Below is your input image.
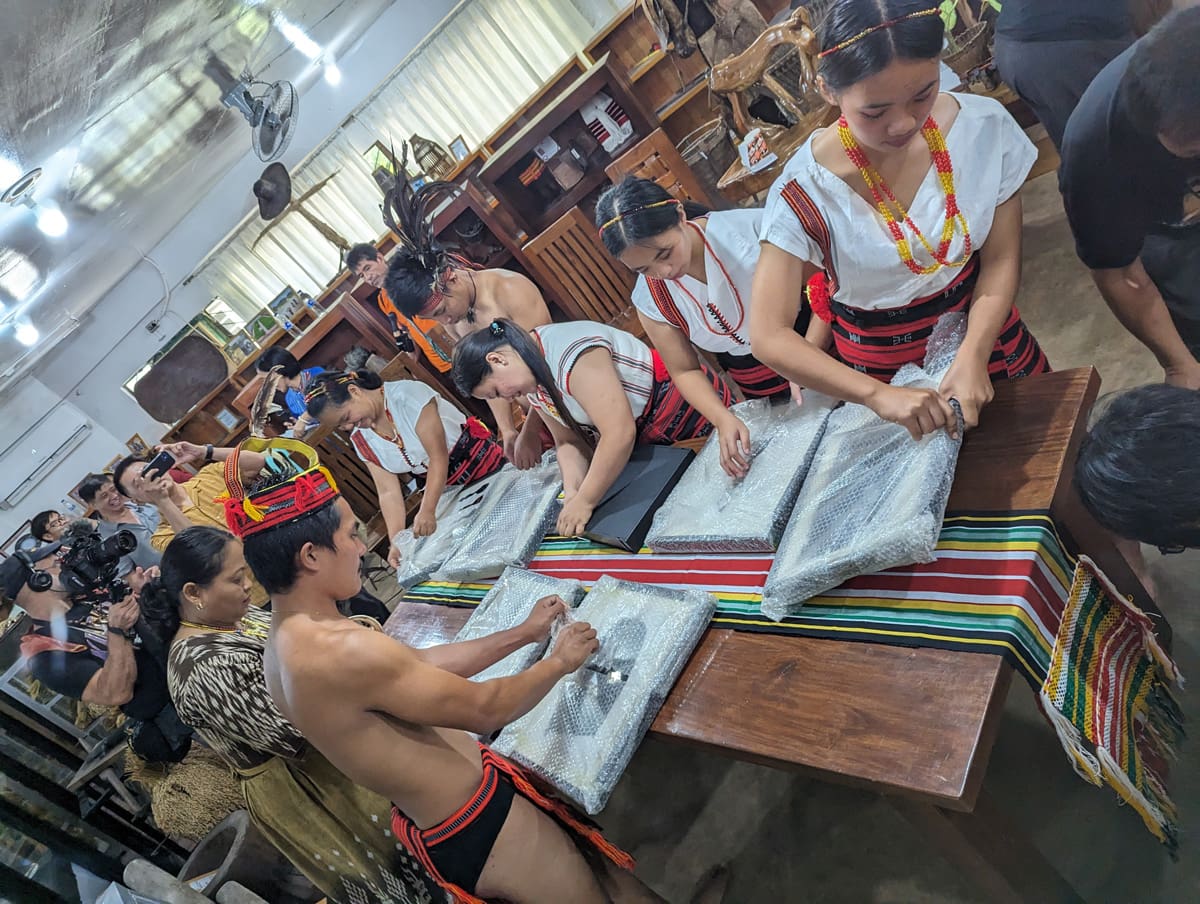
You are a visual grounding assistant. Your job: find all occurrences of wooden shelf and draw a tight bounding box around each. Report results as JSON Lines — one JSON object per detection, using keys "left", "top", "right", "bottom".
{"left": 478, "top": 52, "right": 657, "bottom": 236}
{"left": 658, "top": 75, "right": 709, "bottom": 121}
{"left": 628, "top": 49, "right": 666, "bottom": 82}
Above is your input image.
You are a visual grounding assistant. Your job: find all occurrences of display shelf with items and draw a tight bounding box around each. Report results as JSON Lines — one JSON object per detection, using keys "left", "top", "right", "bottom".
{"left": 585, "top": 3, "right": 712, "bottom": 144}
{"left": 477, "top": 53, "right": 658, "bottom": 236}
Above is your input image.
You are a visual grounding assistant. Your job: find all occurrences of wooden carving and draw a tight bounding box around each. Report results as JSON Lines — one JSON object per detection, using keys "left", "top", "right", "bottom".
{"left": 709, "top": 6, "right": 831, "bottom": 141}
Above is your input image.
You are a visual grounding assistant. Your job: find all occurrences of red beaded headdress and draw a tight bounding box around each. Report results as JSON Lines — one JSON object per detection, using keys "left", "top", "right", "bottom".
{"left": 218, "top": 438, "right": 340, "bottom": 539}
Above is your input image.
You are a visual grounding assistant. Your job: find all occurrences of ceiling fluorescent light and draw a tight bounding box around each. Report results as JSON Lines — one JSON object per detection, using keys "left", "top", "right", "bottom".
{"left": 36, "top": 204, "right": 68, "bottom": 238}
{"left": 14, "top": 321, "right": 39, "bottom": 346}
{"left": 273, "top": 13, "right": 322, "bottom": 60}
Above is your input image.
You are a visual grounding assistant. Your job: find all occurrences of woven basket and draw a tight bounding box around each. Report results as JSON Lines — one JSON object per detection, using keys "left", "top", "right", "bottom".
{"left": 944, "top": 22, "right": 991, "bottom": 77}
{"left": 678, "top": 119, "right": 738, "bottom": 207}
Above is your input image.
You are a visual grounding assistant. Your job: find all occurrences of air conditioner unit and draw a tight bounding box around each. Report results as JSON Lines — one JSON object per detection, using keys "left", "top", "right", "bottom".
{"left": 0, "top": 404, "right": 92, "bottom": 509}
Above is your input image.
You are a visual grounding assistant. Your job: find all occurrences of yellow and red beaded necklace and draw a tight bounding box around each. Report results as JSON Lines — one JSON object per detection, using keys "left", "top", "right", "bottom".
{"left": 837, "top": 115, "right": 972, "bottom": 276}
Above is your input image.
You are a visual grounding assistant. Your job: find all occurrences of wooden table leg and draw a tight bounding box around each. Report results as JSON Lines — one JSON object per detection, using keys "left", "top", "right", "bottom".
{"left": 892, "top": 791, "right": 1084, "bottom": 904}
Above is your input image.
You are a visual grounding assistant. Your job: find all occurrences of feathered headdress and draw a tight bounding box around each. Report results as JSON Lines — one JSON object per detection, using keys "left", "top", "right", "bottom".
{"left": 381, "top": 141, "right": 463, "bottom": 297}
{"left": 250, "top": 365, "right": 287, "bottom": 438}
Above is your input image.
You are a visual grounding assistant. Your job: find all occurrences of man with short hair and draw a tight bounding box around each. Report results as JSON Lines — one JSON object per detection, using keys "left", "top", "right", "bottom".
{"left": 348, "top": 243, "right": 455, "bottom": 375}
{"left": 1076, "top": 383, "right": 1200, "bottom": 551}
{"left": 1059, "top": 7, "right": 1200, "bottom": 387}
{"left": 29, "top": 510, "right": 68, "bottom": 544}
{"left": 231, "top": 441, "right": 662, "bottom": 903}
{"left": 78, "top": 473, "right": 161, "bottom": 570}
{"left": 112, "top": 446, "right": 272, "bottom": 607}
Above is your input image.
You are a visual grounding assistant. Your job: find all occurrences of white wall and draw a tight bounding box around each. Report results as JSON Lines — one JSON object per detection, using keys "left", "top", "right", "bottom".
{"left": 0, "top": 0, "right": 460, "bottom": 539}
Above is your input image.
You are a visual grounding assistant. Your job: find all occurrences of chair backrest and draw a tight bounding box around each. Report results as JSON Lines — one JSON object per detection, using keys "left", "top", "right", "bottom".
{"left": 709, "top": 6, "right": 828, "bottom": 137}
{"left": 523, "top": 207, "right": 637, "bottom": 328}
{"left": 605, "top": 128, "right": 720, "bottom": 211}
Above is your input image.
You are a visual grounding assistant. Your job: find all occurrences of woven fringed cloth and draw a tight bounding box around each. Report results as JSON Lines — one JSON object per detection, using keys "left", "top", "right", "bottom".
{"left": 1040, "top": 556, "right": 1184, "bottom": 854}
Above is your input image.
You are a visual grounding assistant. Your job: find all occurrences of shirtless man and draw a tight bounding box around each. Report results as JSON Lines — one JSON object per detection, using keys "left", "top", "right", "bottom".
{"left": 228, "top": 449, "right": 663, "bottom": 903}
{"left": 385, "top": 195, "right": 554, "bottom": 470}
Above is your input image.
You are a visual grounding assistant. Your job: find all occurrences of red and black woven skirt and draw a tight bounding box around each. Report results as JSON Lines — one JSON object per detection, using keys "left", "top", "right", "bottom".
{"left": 825, "top": 257, "right": 1050, "bottom": 382}
{"left": 446, "top": 418, "right": 505, "bottom": 485}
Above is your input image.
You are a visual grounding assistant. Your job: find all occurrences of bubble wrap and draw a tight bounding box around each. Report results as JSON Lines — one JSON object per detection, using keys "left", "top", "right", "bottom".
{"left": 392, "top": 481, "right": 488, "bottom": 590}
{"left": 454, "top": 568, "right": 586, "bottom": 684}
{"left": 492, "top": 575, "right": 716, "bottom": 814}
{"left": 761, "top": 315, "right": 966, "bottom": 621}
{"left": 434, "top": 454, "right": 563, "bottom": 583}
{"left": 645, "top": 395, "right": 835, "bottom": 553}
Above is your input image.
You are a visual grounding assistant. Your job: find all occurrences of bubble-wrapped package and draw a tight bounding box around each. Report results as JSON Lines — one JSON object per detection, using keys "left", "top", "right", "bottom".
{"left": 645, "top": 395, "right": 835, "bottom": 553}
{"left": 492, "top": 575, "right": 716, "bottom": 814}
{"left": 455, "top": 568, "right": 586, "bottom": 684}
{"left": 392, "top": 481, "right": 489, "bottom": 590}
{"left": 435, "top": 454, "right": 563, "bottom": 583}
{"left": 760, "top": 316, "right": 966, "bottom": 621}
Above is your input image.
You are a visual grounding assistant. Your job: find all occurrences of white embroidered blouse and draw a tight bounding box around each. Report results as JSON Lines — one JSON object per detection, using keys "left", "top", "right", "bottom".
{"left": 528, "top": 322, "right": 657, "bottom": 428}
{"left": 631, "top": 208, "right": 764, "bottom": 355}
{"left": 760, "top": 92, "right": 1036, "bottom": 312}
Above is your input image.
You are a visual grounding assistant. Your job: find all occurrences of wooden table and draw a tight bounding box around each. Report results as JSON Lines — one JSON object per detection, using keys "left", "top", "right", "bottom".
{"left": 386, "top": 369, "right": 1161, "bottom": 903}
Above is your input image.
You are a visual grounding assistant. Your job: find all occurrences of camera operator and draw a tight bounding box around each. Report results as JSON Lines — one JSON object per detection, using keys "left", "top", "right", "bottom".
{"left": 77, "top": 473, "right": 161, "bottom": 571}
{"left": 0, "top": 524, "right": 192, "bottom": 763}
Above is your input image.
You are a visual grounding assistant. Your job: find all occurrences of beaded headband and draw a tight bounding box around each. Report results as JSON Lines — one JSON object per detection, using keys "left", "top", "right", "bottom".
{"left": 303, "top": 373, "right": 355, "bottom": 404}
{"left": 597, "top": 199, "right": 680, "bottom": 237}
{"left": 219, "top": 438, "right": 340, "bottom": 539}
{"left": 817, "top": 8, "right": 939, "bottom": 59}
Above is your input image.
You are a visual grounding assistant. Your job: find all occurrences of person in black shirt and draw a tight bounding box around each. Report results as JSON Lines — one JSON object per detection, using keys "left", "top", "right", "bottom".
{"left": 993, "top": 0, "right": 1134, "bottom": 150}
{"left": 0, "top": 544, "right": 190, "bottom": 762}
{"left": 1059, "top": 7, "right": 1200, "bottom": 389}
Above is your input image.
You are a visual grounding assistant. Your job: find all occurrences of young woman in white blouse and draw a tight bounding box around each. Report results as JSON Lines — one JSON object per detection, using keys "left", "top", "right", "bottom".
{"left": 304, "top": 371, "right": 504, "bottom": 566}
{"left": 751, "top": 0, "right": 1049, "bottom": 441}
{"left": 452, "top": 318, "right": 728, "bottom": 536}
{"left": 595, "top": 177, "right": 810, "bottom": 477}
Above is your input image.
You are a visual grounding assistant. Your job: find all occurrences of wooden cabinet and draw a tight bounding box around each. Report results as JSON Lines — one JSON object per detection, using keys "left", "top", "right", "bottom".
{"left": 477, "top": 53, "right": 658, "bottom": 237}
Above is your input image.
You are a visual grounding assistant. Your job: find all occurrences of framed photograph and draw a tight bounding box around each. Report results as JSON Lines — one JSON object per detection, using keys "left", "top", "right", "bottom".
{"left": 247, "top": 309, "right": 277, "bottom": 342}
{"left": 214, "top": 407, "right": 241, "bottom": 432}
{"left": 410, "top": 175, "right": 428, "bottom": 192}
{"left": 268, "top": 289, "right": 303, "bottom": 323}
{"left": 126, "top": 434, "right": 150, "bottom": 457}
{"left": 104, "top": 454, "right": 123, "bottom": 473}
{"left": 68, "top": 476, "right": 90, "bottom": 509}
{"left": 223, "top": 331, "right": 257, "bottom": 366}
{"left": 449, "top": 135, "right": 470, "bottom": 162}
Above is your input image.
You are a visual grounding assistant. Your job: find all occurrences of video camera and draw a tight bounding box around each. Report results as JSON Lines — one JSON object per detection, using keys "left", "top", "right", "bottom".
{"left": 22, "top": 521, "right": 138, "bottom": 603}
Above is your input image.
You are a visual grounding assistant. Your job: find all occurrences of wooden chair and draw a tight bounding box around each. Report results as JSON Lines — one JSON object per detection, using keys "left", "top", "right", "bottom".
{"left": 522, "top": 207, "right": 643, "bottom": 337}
{"left": 709, "top": 6, "right": 834, "bottom": 160}
{"left": 605, "top": 128, "right": 723, "bottom": 210}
